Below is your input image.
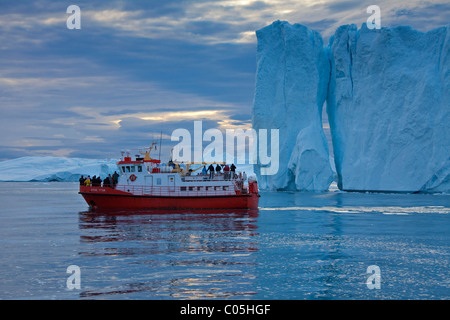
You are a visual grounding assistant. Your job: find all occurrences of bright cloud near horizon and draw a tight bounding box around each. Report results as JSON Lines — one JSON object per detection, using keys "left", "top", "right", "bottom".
{"left": 0, "top": 0, "right": 448, "bottom": 161}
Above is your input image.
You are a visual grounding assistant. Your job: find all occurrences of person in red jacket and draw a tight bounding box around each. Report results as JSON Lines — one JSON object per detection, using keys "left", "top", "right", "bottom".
{"left": 223, "top": 164, "right": 230, "bottom": 180}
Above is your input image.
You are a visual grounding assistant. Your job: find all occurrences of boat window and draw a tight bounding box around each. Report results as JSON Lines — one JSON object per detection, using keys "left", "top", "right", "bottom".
{"left": 205, "top": 186, "right": 210, "bottom": 191}
{"left": 156, "top": 178, "right": 161, "bottom": 185}
{"left": 126, "top": 166, "right": 130, "bottom": 172}
{"left": 121, "top": 166, "right": 126, "bottom": 173}
{"left": 189, "top": 186, "right": 194, "bottom": 191}
{"left": 223, "top": 186, "right": 228, "bottom": 191}
{"left": 180, "top": 187, "right": 186, "bottom": 191}
{"left": 197, "top": 187, "right": 202, "bottom": 191}
{"left": 138, "top": 166, "right": 142, "bottom": 172}
{"left": 131, "top": 166, "right": 135, "bottom": 172}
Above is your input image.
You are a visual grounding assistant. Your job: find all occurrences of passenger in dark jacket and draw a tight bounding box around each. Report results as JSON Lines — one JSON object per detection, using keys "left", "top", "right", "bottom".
{"left": 112, "top": 171, "right": 119, "bottom": 186}
{"left": 107, "top": 174, "right": 113, "bottom": 187}
{"left": 103, "top": 177, "right": 110, "bottom": 188}
{"left": 230, "top": 163, "right": 236, "bottom": 179}
{"left": 208, "top": 164, "right": 215, "bottom": 179}
{"left": 79, "top": 176, "right": 85, "bottom": 186}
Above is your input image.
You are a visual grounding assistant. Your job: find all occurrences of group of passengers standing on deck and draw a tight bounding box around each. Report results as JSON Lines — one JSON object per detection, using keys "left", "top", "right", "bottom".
{"left": 79, "top": 171, "right": 119, "bottom": 188}
{"left": 204, "top": 163, "right": 246, "bottom": 181}
{"left": 80, "top": 164, "right": 247, "bottom": 186}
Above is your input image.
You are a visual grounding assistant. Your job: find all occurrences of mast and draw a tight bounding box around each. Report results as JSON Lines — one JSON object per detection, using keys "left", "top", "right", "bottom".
{"left": 158, "top": 130, "right": 162, "bottom": 160}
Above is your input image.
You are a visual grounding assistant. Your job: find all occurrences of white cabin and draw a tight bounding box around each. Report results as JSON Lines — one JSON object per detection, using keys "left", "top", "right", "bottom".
{"left": 113, "top": 155, "right": 248, "bottom": 197}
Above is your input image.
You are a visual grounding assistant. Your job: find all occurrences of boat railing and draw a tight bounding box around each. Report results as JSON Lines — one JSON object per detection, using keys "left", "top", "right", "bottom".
{"left": 180, "top": 173, "right": 239, "bottom": 182}
{"left": 110, "top": 184, "right": 245, "bottom": 197}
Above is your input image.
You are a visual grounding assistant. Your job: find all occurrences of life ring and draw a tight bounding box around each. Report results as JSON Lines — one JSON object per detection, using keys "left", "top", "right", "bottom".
{"left": 129, "top": 174, "right": 137, "bottom": 182}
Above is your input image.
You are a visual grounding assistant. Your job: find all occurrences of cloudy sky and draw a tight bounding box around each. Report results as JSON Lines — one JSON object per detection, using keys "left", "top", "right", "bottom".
{"left": 0, "top": 0, "right": 448, "bottom": 161}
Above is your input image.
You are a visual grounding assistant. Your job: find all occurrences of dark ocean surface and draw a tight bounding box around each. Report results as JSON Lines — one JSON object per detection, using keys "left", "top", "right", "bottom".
{"left": 0, "top": 182, "right": 448, "bottom": 299}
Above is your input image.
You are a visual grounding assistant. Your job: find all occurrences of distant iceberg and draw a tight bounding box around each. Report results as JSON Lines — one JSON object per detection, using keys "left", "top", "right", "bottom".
{"left": 0, "top": 156, "right": 255, "bottom": 183}
{"left": 0, "top": 156, "right": 119, "bottom": 182}
{"left": 253, "top": 21, "right": 449, "bottom": 193}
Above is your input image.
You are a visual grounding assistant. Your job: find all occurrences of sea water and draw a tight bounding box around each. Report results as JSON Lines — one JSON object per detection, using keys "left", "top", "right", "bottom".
{"left": 0, "top": 182, "right": 448, "bottom": 300}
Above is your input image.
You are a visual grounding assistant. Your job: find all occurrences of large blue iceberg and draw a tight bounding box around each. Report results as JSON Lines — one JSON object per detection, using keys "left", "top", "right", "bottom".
{"left": 328, "top": 23, "right": 449, "bottom": 192}
{"left": 253, "top": 21, "right": 450, "bottom": 193}
{"left": 252, "top": 21, "right": 334, "bottom": 191}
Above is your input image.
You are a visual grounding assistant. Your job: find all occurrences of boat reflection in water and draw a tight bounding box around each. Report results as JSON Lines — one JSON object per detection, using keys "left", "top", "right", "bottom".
{"left": 77, "top": 209, "right": 259, "bottom": 299}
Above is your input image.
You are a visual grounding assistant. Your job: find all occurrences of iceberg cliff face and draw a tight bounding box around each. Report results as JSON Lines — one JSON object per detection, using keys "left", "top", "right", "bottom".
{"left": 253, "top": 21, "right": 449, "bottom": 193}
{"left": 252, "top": 21, "right": 333, "bottom": 191}
{"left": 328, "top": 24, "right": 450, "bottom": 192}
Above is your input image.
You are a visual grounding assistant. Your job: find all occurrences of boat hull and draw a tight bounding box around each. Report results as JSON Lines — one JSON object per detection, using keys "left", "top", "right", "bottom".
{"left": 79, "top": 186, "right": 259, "bottom": 211}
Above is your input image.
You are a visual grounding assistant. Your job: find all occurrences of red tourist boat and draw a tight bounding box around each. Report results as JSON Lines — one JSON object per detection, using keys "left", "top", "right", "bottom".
{"left": 79, "top": 146, "right": 260, "bottom": 211}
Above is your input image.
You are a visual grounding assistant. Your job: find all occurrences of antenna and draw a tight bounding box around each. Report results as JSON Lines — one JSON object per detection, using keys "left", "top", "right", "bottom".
{"left": 158, "top": 130, "right": 162, "bottom": 160}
